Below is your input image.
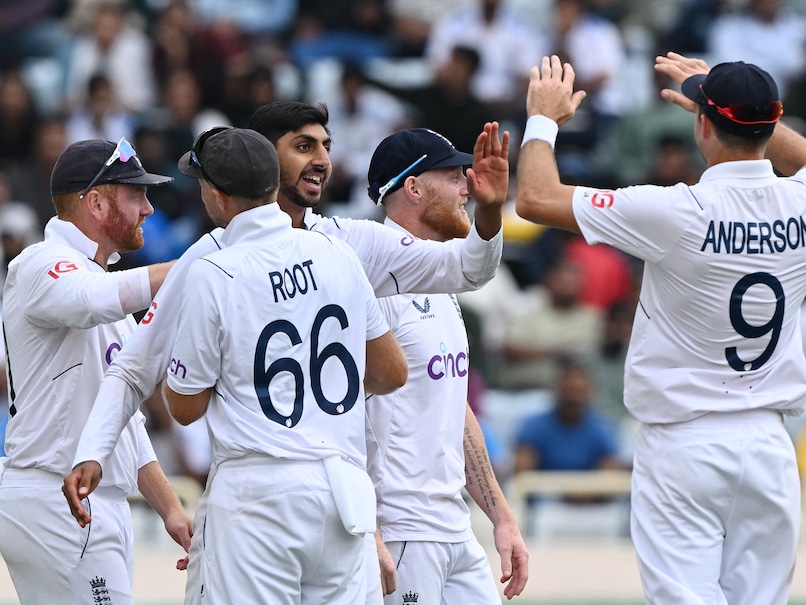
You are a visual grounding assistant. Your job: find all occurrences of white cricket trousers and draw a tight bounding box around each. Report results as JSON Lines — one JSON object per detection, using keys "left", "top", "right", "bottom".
{"left": 0, "top": 467, "right": 134, "bottom": 604}
{"left": 631, "top": 408, "right": 800, "bottom": 605}
{"left": 198, "top": 456, "right": 367, "bottom": 604}
{"left": 183, "top": 471, "right": 383, "bottom": 605}
{"left": 382, "top": 538, "right": 501, "bottom": 605}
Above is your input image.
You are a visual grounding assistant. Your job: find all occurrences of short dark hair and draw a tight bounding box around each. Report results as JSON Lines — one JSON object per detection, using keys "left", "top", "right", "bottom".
{"left": 248, "top": 101, "right": 331, "bottom": 145}
{"left": 452, "top": 45, "right": 481, "bottom": 73}
{"left": 696, "top": 106, "right": 771, "bottom": 151}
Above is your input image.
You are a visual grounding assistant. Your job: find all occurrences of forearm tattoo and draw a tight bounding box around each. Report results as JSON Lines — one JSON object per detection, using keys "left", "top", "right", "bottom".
{"left": 464, "top": 425, "right": 499, "bottom": 515}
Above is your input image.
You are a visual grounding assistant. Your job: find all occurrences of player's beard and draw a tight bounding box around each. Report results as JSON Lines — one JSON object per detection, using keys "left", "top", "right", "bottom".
{"left": 281, "top": 176, "right": 324, "bottom": 209}
{"left": 105, "top": 199, "right": 145, "bottom": 252}
{"left": 421, "top": 201, "right": 471, "bottom": 241}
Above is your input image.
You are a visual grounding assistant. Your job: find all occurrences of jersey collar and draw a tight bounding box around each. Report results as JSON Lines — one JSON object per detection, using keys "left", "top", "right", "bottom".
{"left": 382, "top": 216, "right": 416, "bottom": 238}
{"left": 219, "top": 203, "right": 292, "bottom": 247}
{"left": 302, "top": 206, "right": 320, "bottom": 230}
{"left": 699, "top": 159, "right": 776, "bottom": 183}
{"left": 43, "top": 217, "right": 121, "bottom": 266}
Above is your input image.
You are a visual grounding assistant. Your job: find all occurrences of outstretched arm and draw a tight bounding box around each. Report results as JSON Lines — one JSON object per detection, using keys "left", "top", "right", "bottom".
{"left": 515, "top": 56, "right": 586, "bottom": 232}
{"left": 654, "top": 51, "right": 806, "bottom": 176}
{"left": 467, "top": 121, "right": 510, "bottom": 241}
{"left": 463, "top": 404, "right": 529, "bottom": 600}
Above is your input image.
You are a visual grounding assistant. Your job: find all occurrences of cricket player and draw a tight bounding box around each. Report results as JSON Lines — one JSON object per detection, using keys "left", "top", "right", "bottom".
{"left": 0, "top": 138, "right": 192, "bottom": 604}
{"left": 516, "top": 53, "right": 806, "bottom": 604}
{"left": 364, "top": 128, "right": 529, "bottom": 603}
{"left": 161, "top": 126, "right": 406, "bottom": 602}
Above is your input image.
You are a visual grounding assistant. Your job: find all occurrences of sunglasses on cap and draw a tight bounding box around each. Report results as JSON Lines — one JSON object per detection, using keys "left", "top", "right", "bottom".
{"left": 369, "top": 154, "right": 428, "bottom": 205}
{"left": 79, "top": 137, "right": 137, "bottom": 199}
{"left": 700, "top": 85, "right": 783, "bottom": 125}
{"left": 190, "top": 126, "right": 231, "bottom": 194}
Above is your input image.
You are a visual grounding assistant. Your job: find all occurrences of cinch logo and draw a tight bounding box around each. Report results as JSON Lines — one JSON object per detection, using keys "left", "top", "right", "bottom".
{"left": 400, "top": 235, "right": 414, "bottom": 247}
{"left": 105, "top": 333, "right": 127, "bottom": 365}
{"left": 590, "top": 190, "right": 615, "bottom": 208}
{"left": 427, "top": 342, "right": 468, "bottom": 380}
{"left": 169, "top": 357, "right": 187, "bottom": 379}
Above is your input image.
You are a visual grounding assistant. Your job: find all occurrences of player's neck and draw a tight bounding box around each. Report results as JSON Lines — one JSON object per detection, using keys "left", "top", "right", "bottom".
{"left": 278, "top": 197, "right": 308, "bottom": 229}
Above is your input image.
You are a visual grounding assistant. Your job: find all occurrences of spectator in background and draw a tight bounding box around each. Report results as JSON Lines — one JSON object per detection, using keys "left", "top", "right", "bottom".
{"left": 513, "top": 358, "right": 622, "bottom": 474}
{"left": 0, "top": 171, "right": 43, "bottom": 294}
{"left": 364, "top": 45, "right": 496, "bottom": 154}
{"left": 324, "top": 62, "right": 408, "bottom": 216}
{"left": 64, "top": 1, "right": 157, "bottom": 114}
{"left": 512, "top": 358, "right": 626, "bottom": 538}
{"left": 592, "top": 299, "right": 638, "bottom": 467}
{"left": 425, "top": 0, "right": 547, "bottom": 122}
{"left": 288, "top": 0, "right": 391, "bottom": 71}
{"left": 5, "top": 115, "right": 67, "bottom": 230}
{"left": 644, "top": 133, "right": 703, "bottom": 186}
{"left": 0, "top": 68, "right": 39, "bottom": 164}
{"left": 65, "top": 73, "right": 136, "bottom": 144}
{"left": 550, "top": 0, "right": 626, "bottom": 163}
{"left": 140, "top": 67, "right": 231, "bottom": 167}
{"left": 0, "top": 0, "right": 69, "bottom": 69}
{"left": 386, "top": 0, "right": 467, "bottom": 57}
{"left": 564, "top": 233, "right": 635, "bottom": 311}
{"left": 189, "top": 0, "right": 297, "bottom": 41}
{"left": 151, "top": 0, "right": 205, "bottom": 80}
{"left": 663, "top": 0, "right": 727, "bottom": 57}
{"left": 708, "top": 0, "right": 806, "bottom": 99}
{"left": 602, "top": 66, "right": 703, "bottom": 187}
{"left": 497, "top": 257, "right": 604, "bottom": 390}
{"left": 220, "top": 65, "right": 278, "bottom": 128}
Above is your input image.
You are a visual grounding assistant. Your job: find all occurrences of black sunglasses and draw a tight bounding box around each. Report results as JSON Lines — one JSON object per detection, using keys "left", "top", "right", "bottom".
{"left": 190, "top": 126, "right": 231, "bottom": 194}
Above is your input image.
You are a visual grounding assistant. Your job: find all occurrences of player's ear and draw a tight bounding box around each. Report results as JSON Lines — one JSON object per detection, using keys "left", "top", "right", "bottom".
{"left": 211, "top": 187, "right": 229, "bottom": 212}
{"left": 83, "top": 186, "right": 111, "bottom": 221}
{"left": 402, "top": 175, "right": 425, "bottom": 206}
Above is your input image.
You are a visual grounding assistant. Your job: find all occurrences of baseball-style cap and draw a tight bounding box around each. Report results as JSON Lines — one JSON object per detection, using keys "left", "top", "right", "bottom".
{"left": 178, "top": 127, "right": 279, "bottom": 198}
{"left": 367, "top": 128, "right": 474, "bottom": 204}
{"left": 681, "top": 61, "right": 783, "bottom": 139}
{"left": 51, "top": 138, "right": 173, "bottom": 197}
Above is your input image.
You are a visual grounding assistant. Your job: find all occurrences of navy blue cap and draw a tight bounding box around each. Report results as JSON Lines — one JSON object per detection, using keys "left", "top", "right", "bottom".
{"left": 367, "top": 128, "right": 473, "bottom": 204}
{"left": 681, "top": 61, "right": 781, "bottom": 138}
{"left": 51, "top": 139, "right": 172, "bottom": 196}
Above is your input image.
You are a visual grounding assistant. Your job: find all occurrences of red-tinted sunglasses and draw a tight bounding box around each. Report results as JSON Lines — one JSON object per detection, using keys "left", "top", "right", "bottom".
{"left": 700, "top": 85, "right": 783, "bottom": 125}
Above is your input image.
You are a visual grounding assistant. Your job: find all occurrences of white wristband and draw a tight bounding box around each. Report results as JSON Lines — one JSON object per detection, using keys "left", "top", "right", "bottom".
{"left": 521, "top": 115, "right": 559, "bottom": 150}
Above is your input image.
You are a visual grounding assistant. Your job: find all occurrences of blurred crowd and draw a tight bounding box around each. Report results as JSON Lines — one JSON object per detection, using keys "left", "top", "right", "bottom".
{"left": 3, "top": 0, "right": 806, "bottom": 536}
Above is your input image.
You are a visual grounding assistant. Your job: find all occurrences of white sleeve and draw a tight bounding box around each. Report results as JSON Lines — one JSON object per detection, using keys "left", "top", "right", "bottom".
{"left": 317, "top": 217, "right": 503, "bottom": 297}
{"left": 19, "top": 248, "right": 150, "bottom": 329}
{"left": 166, "top": 260, "right": 223, "bottom": 396}
{"left": 572, "top": 183, "right": 698, "bottom": 263}
{"left": 71, "top": 231, "right": 225, "bottom": 469}
{"left": 134, "top": 410, "right": 157, "bottom": 469}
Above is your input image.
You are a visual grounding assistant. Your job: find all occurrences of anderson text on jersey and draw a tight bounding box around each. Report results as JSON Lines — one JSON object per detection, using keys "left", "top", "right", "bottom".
{"left": 701, "top": 217, "right": 806, "bottom": 254}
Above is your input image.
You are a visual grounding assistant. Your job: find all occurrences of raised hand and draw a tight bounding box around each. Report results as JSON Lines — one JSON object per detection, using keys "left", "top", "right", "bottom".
{"left": 467, "top": 121, "right": 510, "bottom": 208}
{"left": 654, "top": 51, "right": 711, "bottom": 113}
{"left": 526, "top": 55, "right": 587, "bottom": 126}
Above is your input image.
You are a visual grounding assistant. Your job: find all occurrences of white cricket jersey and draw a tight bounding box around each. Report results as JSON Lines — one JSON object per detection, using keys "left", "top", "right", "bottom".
{"left": 303, "top": 208, "right": 502, "bottom": 296}
{"left": 366, "top": 219, "right": 473, "bottom": 543}
{"left": 166, "top": 204, "right": 388, "bottom": 468}
{"left": 572, "top": 160, "right": 806, "bottom": 424}
{"left": 73, "top": 211, "right": 501, "bottom": 470}
{"left": 2, "top": 218, "right": 156, "bottom": 494}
